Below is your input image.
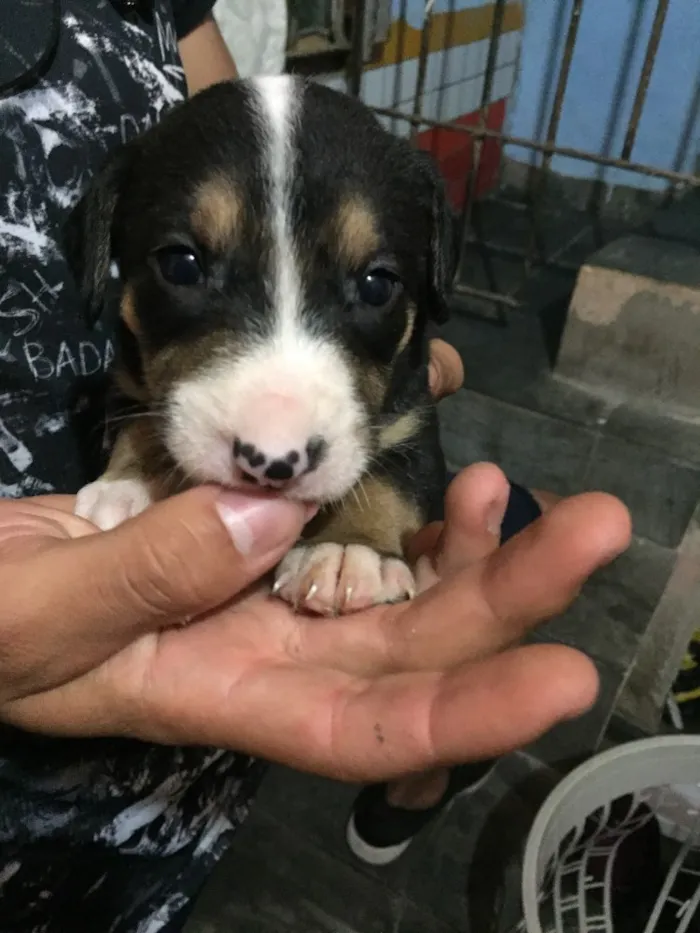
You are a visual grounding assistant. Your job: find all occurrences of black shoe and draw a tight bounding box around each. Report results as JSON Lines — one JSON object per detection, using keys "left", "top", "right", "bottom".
{"left": 346, "top": 760, "right": 497, "bottom": 865}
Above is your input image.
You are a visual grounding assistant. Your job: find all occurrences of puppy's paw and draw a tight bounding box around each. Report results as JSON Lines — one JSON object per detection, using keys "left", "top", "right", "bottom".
{"left": 273, "top": 542, "right": 415, "bottom": 615}
{"left": 75, "top": 478, "right": 153, "bottom": 531}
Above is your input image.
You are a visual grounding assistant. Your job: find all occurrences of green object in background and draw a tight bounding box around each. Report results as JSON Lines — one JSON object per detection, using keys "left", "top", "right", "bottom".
{"left": 665, "top": 628, "right": 700, "bottom": 732}
{"left": 672, "top": 628, "right": 700, "bottom": 705}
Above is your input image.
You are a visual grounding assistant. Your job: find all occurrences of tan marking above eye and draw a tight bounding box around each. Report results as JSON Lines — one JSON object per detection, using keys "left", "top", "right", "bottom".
{"left": 119, "top": 284, "right": 140, "bottom": 335}
{"left": 333, "top": 195, "right": 381, "bottom": 267}
{"left": 190, "top": 175, "right": 244, "bottom": 252}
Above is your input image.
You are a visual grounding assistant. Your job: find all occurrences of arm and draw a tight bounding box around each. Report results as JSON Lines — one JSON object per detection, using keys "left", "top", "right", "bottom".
{"left": 178, "top": 14, "right": 238, "bottom": 96}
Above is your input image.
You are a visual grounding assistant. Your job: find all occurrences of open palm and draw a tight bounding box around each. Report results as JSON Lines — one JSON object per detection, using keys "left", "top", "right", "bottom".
{"left": 1, "top": 467, "right": 631, "bottom": 782}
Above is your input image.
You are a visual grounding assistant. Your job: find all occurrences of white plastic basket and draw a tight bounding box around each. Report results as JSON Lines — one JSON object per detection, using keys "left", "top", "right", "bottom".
{"left": 518, "top": 736, "right": 700, "bottom": 933}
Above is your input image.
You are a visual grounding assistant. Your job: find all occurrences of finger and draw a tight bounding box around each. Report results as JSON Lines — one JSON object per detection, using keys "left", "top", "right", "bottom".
{"left": 5, "top": 639, "right": 597, "bottom": 782}
{"left": 12, "top": 494, "right": 79, "bottom": 514}
{"left": 404, "top": 464, "right": 509, "bottom": 574}
{"left": 326, "top": 643, "right": 599, "bottom": 778}
{"left": 405, "top": 521, "right": 442, "bottom": 568}
{"left": 209, "top": 646, "right": 597, "bottom": 779}
{"left": 0, "top": 499, "right": 97, "bottom": 550}
{"left": 395, "top": 463, "right": 509, "bottom": 597}
{"left": 428, "top": 338, "right": 464, "bottom": 400}
{"left": 385, "top": 492, "right": 631, "bottom": 671}
{"left": 340, "top": 643, "right": 598, "bottom": 778}
{"left": 0, "top": 487, "right": 309, "bottom": 702}
{"left": 428, "top": 645, "right": 599, "bottom": 766}
{"left": 436, "top": 463, "right": 510, "bottom": 575}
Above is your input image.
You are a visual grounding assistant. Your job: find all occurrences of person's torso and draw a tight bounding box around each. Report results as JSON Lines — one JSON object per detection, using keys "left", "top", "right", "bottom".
{"left": 0, "top": 0, "right": 188, "bottom": 496}
{"left": 0, "top": 7, "right": 262, "bottom": 930}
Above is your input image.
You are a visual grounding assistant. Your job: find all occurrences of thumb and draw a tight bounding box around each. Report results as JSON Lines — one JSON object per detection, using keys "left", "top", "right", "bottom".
{"left": 54, "top": 486, "right": 307, "bottom": 628}
{"left": 2, "top": 487, "right": 306, "bottom": 699}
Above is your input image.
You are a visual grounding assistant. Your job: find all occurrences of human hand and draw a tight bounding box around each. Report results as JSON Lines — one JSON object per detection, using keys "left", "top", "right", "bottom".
{"left": 428, "top": 337, "right": 464, "bottom": 400}
{"left": 0, "top": 465, "right": 631, "bottom": 781}
{"left": 0, "top": 486, "right": 311, "bottom": 703}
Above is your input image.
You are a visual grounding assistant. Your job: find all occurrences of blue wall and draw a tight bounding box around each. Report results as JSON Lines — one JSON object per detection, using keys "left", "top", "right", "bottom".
{"left": 505, "top": 0, "right": 700, "bottom": 189}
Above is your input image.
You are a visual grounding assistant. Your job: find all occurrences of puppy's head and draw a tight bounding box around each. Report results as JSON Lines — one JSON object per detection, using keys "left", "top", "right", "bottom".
{"left": 65, "top": 76, "right": 455, "bottom": 503}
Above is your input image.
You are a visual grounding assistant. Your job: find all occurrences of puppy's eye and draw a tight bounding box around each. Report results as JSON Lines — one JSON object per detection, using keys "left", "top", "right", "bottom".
{"left": 356, "top": 268, "right": 401, "bottom": 308}
{"left": 155, "top": 246, "right": 203, "bottom": 287}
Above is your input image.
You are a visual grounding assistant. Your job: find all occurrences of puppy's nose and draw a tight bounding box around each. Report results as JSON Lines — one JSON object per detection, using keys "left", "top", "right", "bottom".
{"left": 233, "top": 437, "right": 326, "bottom": 486}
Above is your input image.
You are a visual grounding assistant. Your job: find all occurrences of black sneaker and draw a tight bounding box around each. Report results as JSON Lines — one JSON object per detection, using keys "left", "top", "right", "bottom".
{"left": 346, "top": 760, "right": 497, "bottom": 865}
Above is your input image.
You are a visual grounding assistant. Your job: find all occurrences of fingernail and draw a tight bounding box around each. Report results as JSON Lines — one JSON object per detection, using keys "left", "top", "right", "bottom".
{"left": 216, "top": 492, "right": 305, "bottom": 557}
{"left": 486, "top": 493, "right": 508, "bottom": 537}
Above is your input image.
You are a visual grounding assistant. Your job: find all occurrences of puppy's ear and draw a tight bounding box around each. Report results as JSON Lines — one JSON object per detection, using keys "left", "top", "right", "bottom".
{"left": 414, "top": 150, "right": 458, "bottom": 324}
{"left": 63, "top": 146, "right": 132, "bottom": 328}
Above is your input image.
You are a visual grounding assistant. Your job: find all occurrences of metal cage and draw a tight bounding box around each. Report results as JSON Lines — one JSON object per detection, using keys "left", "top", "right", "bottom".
{"left": 343, "top": 0, "right": 700, "bottom": 325}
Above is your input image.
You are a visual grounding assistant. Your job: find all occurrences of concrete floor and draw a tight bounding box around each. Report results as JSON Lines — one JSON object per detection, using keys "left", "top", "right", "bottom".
{"left": 184, "top": 196, "right": 700, "bottom": 932}
{"left": 187, "top": 752, "right": 553, "bottom": 933}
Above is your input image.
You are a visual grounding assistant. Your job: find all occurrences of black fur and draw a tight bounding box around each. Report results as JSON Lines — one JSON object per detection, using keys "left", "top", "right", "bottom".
{"left": 64, "top": 77, "right": 454, "bottom": 524}
{"left": 63, "top": 145, "right": 133, "bottom": 327}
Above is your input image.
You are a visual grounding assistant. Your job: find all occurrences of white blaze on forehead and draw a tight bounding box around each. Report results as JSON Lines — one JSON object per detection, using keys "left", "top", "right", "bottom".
{"left": 250, "top": 74, "right": 302, "bottom": 340}
{"left": 163, "top": 77, "right": 370, "bottom": 503}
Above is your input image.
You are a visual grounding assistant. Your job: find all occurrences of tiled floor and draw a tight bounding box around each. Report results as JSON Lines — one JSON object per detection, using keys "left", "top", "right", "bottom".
{"left": 185, "top": 195, "right": 700, "bottom": 931}
{"left": 187, "top": 752, "right": 553, "bottom": 933}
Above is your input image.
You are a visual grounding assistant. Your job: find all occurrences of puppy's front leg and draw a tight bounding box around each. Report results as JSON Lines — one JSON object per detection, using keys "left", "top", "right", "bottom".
{"left": 75, "top": 423, "right": 167, "bottom": 531}
{"left": 274, "top": 475, "right": 423, "bottom": 615}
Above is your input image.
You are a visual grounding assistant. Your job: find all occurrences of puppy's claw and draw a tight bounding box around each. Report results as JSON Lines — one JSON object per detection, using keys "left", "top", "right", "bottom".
{"left": 343, "top": 585, "right": 353, "bottom": 610}
{"left": 274, "top": 544, "right": 416, "bottom": 615}
{"left": 271, "top": 575, "right": 288, "bottom": 596}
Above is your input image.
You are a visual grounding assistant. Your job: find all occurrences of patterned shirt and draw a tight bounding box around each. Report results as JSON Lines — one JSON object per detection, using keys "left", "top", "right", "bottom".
{"left": 0, "top": 4, "right": 265, "bottom": 931}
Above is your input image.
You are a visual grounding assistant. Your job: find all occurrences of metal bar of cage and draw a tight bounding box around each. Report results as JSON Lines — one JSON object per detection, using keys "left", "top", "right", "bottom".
{"left": 345, "top": 0, "right": 700, "bottom": 321}
{"left": 620, "top": 0, "right": 670, "bottom": 161}
{"left": 389, "top": 0, "right": 409, "bottom": 135}
{"left": 348, "top": 0, "right": 367, "bottom": 98}
{"left": 522, "top": 0, "right": 584, "bottom": 278}
{"left": 369, "top": 105, "right": 700, "bottom": 186}
{"left": 408, "top": 0, "right": 435, "bottom": 143}
{"left": 454, "top": 0, "right": 509, "bottom": 322}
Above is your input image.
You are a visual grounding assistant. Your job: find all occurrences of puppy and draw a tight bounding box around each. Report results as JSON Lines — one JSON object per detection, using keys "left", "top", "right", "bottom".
{"left": 66, "top": 75, "right": 454, "bottom": 615}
